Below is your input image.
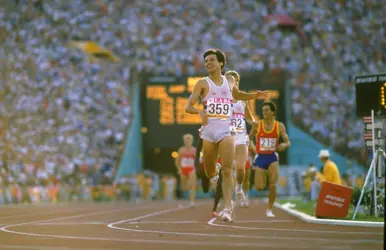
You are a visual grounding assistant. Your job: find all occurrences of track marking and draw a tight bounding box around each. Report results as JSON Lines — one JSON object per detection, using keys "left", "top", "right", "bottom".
{"left": 34, "top": 222, "right": 106, "bottom": 226}
{"left": 0, "top": 203, "right": 325, "bottom": 249}
{"left": 207, "top": 217, "right": 383, "bottom": 236}
{"left": 236, "top": 220, "right": 296, "bottom": 223}
{"left": 0, "top": 202, "right": 378, "bottom": 249}
{"left": 33, "top": 220, "right": 292, "bottom": 225}
{"left": 108, "top": 207, "right": 382, "bottom": 245}
{"left": 0, "top": 204, "right": 154, "bottom": 231}
{"left": 0, "top": 211, "right": 67, "bottom": 220}
{"left": 0, "top": 203, "right": 127, "bottom": 220}
{"left": 107, "top": 206, "right": 191, "bottom": 227}
{"left": 0, "top": 245, "right": 128, "bottom": 250}
{"left": 128, "top": 221, "right": 199, "bottom": 224}
{"left": 0, "top": 242, "right": 352, "bottom": 250}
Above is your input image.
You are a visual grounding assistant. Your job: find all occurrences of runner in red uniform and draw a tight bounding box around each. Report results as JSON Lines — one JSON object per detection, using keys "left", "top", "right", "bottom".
{"left": 175, "top": 134, "right": 196, "bottom": 207}
{"left": 249, "top": 101, "right": 290, "bottom": 217}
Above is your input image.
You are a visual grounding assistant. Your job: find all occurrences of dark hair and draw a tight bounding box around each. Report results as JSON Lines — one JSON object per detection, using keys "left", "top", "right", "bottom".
{"left": 203, "top": 49, "right": 226, "bottom": 69}
{"left": 262, "top": 100, "right": 277, "bottom": 115}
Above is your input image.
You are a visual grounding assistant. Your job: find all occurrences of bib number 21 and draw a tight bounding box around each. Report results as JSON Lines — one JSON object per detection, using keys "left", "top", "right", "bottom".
{"left": 260, "top": 138, "right": 276, "bottom": 148}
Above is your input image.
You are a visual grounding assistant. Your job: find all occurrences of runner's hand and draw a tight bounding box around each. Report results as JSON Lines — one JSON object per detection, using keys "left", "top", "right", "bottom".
{"left": 199, "top": 110, "right": 208, "bottom": 125}
{"left": 277, "top": 143, "right": 287, "bottom": 152}
{"left": 255, "top": 90, "right": 270, "bottom": 100}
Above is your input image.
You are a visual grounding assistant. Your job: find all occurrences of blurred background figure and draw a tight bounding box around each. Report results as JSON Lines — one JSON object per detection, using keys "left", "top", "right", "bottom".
{"left": 309, "top": 150, "right": 342, "bottom": 201}
{"left": 301, "top": 163, "right": 314, "bottom": 201}
{"left": 318, "top": 149, "right": 342, "bottom": 185}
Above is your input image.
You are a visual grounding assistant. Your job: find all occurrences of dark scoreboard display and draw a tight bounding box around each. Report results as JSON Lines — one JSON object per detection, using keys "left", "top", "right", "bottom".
{"left": 140, "top": 71, "right": 287, "bottom": 173}
{"left": 355, "top": 73, "right": 386, "bottom": 117}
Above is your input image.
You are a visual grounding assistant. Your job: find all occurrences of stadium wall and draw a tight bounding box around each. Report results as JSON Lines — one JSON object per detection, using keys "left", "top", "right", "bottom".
{"left": 287, "top": 122, "right": 365, "bottom": 174}
{"left": 114, "top": 82, "right": 143, "bottom": 182}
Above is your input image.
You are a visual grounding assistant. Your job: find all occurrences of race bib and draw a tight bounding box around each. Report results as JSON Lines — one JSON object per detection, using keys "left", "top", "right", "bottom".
{"left": 259, "top": 138, "right": 277, "bottom": 151}
{"left": 206, "top": 98, "right": 232, "bottom": 118}
{"left": 231, "top": 117, "right": 245, "bottom": 132}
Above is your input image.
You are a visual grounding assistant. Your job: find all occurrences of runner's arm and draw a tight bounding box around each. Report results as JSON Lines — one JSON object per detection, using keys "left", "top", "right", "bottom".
{"left": 277, "top": 122, "right": 291, "bottom": 152}
{"left": 185, "top": 79, "right": 205, "bottom": 114}
{"left": 244, "top": 101, "right": 256, "bottom": 125}
{"left": 224, "top": 75, "right": 255, "bottom": 101}
{"left": 232, "top": 84, "right": 258, "bottom": 101}
{"left": 249, "top": 121, "right": 258, "bottom": 141}
{"left": 248, "top": 140, "right": 256, "bottom": 156}
{"left": 229, "top": 76, "right": 269, "bottom": 101}
{"left": 175, "top": 148, "right": 181, "bottom": 171}
{"left": 194, "top": 138, "right": 203, "bottom": 168}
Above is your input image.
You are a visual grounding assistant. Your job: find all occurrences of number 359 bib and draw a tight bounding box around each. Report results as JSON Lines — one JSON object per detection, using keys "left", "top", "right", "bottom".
{"left": 206, "top": 98, "right": 232, "bottom": 119}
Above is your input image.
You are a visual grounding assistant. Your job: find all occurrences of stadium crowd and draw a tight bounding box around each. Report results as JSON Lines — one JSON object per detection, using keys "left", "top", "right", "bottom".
{"left": 1, "top": 0, "right": 131, "bottom": 194}
{"left": 0, "top": 0, "right": 384, "bottom": 199}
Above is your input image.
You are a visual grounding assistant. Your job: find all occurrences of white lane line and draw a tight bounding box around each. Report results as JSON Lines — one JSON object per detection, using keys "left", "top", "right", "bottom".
{"left": 0, "top": 203, "right": 312, "bottom": 249}
{"left": 0, "top": 244, "right": 128, "bottom": 250}
{"left": 125, "top": 220, "right": 296, "bottom": 224}
{"left": 34, "top": 222, "right": 106, "bottom": 226}
{"left": 208, "top": 217, "right": 383, "bottom": 236}
{"left": 0, "top": 211, "right": 67, "bottom": 220}
{"left": 107, "top": 206, "right": 190, "bottom": 227}
{"left": 108, "top": 207, "right": 383, "bottom": 245}
{"left": 207, "top": 217, "right": 217, "bottom": 224}
{"left": 34, "top": 220, "right": 290, "bottom": 225}
{"left": 128, "top": 221, "right": 199, "bottom": 224}
{"left": 0, "top": 202, "right": 378, "bottom": 249}
{"left": 0, "top": 203, "right": 127, "bottom": 220}
{"left": 0, "top": 204, "right": 154, "bottom": 231}
{"left": 235, "top": 220, "right": 296, "bottom": 223}
{"left": 0, "top": 242, "right": 352, "bottom": 250}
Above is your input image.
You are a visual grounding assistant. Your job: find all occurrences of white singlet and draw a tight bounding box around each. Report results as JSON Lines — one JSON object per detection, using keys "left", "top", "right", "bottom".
{"left": 232, "top": 100, "right": 249, "bottom": 146}
{"left": 199, "top": 76, "right": 234, "bottom": 143}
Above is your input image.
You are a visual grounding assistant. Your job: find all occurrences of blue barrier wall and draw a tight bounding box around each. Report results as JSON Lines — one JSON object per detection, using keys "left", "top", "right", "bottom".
{"left": 114, "top": 83, "right": 143, "bottom": 181}
{"left": 287, "top": 122, "right": 364, "bottom": 174}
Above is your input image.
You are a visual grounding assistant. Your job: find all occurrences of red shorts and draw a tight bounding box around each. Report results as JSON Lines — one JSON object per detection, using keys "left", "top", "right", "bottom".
{"left": 181, "top": 167, "right": 195, "bottom": 177}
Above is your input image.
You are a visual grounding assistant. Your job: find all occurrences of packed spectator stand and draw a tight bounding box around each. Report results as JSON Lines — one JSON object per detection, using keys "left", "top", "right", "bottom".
{"left": 0, "top": 0, "right": 384, "bottom": 203}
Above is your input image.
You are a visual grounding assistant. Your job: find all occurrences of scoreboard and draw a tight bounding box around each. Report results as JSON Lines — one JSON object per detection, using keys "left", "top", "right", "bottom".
{"left": 355, "top": 73, "right": 386, "bottom": 117}
{"left": 140, "top": 71, "right": 287, "bottom": 173}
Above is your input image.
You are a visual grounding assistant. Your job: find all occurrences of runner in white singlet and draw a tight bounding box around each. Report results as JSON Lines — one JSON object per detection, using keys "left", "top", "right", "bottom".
{"left": 185, "top": 49, "right": 269, "bottom": 222}
{"left": 225, "top": 70, "right": 256, "bottom": 208}
{"left": 199, "top": 75, "right": 234, "bottom": 144}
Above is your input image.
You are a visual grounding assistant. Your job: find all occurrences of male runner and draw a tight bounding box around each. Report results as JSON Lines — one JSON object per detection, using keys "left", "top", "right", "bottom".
{"left": 211, "top": 145, "right": 254, "bottom": 217}
{"left": 175, "top": 134, "right": 196, "bottom": 207}
{"left": 241, "top": 145, "right": 254, "bottom": 206}
{"left": 195, "top": 137, "right": 220, "bottom": 194}
{"left": 225, "top": 70, "right": 256, "bottom": 208}
{"left": 249, "top": 100, "right": 291, "bottom": 217}
{"left": 194, "top": 138, "right": 210, "bottom": 193}
{"left": 185, "top": 48, "right": 269, "bottom": 222}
